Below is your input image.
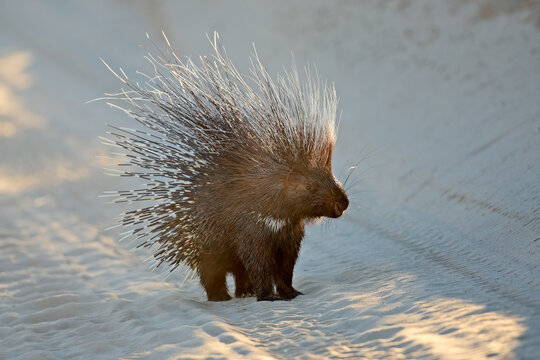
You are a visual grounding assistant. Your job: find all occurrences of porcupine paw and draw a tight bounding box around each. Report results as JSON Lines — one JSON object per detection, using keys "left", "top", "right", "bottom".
{"left": 235, "top": 288, "right": 255, "bottom": 298}
{"left": 277, "top": 288, "right": 303, "bottom": 300}
{"left": 235, "top": 281, "right": 255, "bottom": 298}
{"left": 256, "top": 293, "right": 282, "bottom": 302}
{"left": 207, "top": 291, "right": 232, "bottom": 302}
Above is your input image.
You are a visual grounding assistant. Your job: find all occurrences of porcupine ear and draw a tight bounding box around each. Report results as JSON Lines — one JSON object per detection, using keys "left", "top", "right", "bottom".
{"left": 281, "top": 170, "right": 304, "bottom": 193}
{"left": 282, "top": 170, "right": 294, "bottom": 191}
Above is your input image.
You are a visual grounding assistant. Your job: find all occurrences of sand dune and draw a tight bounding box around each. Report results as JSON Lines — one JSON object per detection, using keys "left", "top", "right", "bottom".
{"left": 1, "top": 1, "right": 539, "bottom": 359}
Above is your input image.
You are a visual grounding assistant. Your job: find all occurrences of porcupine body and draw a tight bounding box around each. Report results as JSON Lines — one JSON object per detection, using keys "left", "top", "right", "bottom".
{"left": 102, "top": 33, "right": 349, "bottom": 301}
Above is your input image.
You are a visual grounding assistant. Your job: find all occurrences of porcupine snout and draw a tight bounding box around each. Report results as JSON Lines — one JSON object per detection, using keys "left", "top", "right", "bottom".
{"left": 333, "top": 190, "right": 349, "bottom": 217}
{"left": 321, "top": 175, "right": 349, "bottom": 218}
{"left": 330, "top": 186, "right": 349, "bottom": 218}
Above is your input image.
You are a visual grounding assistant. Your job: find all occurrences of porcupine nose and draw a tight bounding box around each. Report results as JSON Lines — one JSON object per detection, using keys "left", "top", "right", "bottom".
{"left": 332, "top": 193, "right": 349, "bottom": 217}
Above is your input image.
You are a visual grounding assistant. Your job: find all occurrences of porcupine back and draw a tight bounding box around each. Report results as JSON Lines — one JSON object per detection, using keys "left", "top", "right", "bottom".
{"left": 100, "top": 32, "right": 338, "bottom": 276}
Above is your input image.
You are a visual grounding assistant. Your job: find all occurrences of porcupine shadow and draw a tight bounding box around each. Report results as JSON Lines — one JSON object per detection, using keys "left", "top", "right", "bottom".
{"left": 100, "top": 32, "right": 348, "bottom": 301}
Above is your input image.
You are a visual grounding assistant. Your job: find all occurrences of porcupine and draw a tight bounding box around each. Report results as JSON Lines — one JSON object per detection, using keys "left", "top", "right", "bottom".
{"left": 101, "top": 33, "right": 349, "bottom": 301}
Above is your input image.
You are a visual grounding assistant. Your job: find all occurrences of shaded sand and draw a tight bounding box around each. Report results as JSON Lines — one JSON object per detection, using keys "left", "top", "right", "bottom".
{"left": 1, "top": 1, "right": 539, "bottom": 359}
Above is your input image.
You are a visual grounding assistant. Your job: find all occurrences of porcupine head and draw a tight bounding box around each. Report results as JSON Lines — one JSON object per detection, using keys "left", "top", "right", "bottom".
{"left": 101, "top": 32, "right": 348, "bottom": 301}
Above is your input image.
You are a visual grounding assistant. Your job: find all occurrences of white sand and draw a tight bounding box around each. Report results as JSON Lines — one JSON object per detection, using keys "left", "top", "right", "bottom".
{"left": 1, "top": 1, "right": 539, "bottom": 359}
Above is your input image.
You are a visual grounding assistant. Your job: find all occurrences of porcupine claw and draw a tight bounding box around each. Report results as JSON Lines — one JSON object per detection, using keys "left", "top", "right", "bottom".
{"left": 257, "top": 294, "right": 282, "bottom": 302}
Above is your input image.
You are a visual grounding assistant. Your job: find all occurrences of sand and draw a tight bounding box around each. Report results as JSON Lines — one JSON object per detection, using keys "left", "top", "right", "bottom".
{"left": 1, "top": 1, "right": 539, "bottom": 359}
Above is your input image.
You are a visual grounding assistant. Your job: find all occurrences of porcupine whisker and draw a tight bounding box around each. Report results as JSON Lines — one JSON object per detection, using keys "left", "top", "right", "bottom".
{"left": 342, "top": 165, "right": 358, "bottom": 189}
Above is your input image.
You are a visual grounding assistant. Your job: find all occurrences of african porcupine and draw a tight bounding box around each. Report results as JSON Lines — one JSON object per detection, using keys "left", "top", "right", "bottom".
{"left": 101, "top": 33, "right": 349, "bottom": 301}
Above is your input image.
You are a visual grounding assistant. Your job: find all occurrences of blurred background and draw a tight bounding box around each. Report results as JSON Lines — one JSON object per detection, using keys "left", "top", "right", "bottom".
{"left": 1, "top": 1, "right": 539, "bottom": 359}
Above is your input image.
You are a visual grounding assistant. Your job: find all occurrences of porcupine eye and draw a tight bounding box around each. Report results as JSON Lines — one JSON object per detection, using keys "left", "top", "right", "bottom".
{"left": 305, "top": 184, "right": 318, "bottom": 192}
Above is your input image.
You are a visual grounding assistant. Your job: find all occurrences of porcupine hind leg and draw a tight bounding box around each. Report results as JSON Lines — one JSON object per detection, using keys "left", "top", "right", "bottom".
{"left": 238, "top": 237, "right": 280, "bottom": 301}
{"left": 198, "top": 253, "right": 232, "bottom": 301}
{"left": 233, "top": 263, "right": 254, "bottom": 298}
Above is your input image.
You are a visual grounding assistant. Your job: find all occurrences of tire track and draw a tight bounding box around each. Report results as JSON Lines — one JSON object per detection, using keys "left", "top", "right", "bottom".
{"left": 348, "top": 198, "right": 540, "bottom": 312}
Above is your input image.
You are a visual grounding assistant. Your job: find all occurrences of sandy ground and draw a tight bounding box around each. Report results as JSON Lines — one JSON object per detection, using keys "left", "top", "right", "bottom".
{"left": 1, "top": 1, "right": 539, "bottom": 359}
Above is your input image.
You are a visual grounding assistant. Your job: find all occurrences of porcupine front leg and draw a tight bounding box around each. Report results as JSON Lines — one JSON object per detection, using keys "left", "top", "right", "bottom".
{"left": 274, "top": 240, "right": 303, "bottom": 300}
{"left": 198, "top": 253, "right": 232, "bottom": 301}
